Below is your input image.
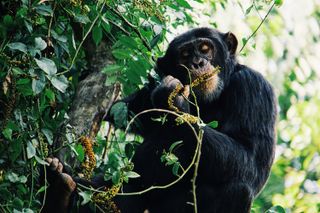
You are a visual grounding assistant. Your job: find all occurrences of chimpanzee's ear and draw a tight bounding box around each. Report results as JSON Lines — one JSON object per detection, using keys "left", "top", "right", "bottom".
{"left": 224, "top": 32, "right": 238, "bottom": 55}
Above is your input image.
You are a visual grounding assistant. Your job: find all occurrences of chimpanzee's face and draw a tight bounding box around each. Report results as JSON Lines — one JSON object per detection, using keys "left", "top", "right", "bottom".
{"left": 177, "top": 38, "right": 215, "bottom": 78}
{"left": 176, "top": 38, "right": 221, "bottom": 101}
{"left": 157, "top": 28, "right": 238, "bottom": 102}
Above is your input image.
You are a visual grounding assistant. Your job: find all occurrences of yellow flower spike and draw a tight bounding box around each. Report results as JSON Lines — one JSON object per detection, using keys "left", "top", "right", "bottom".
{"left": 80, "top": 136, "right": 96, "bottom": 179}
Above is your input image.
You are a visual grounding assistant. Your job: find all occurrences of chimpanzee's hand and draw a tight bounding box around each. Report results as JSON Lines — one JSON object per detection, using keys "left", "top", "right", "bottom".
{"left": 151, "top": 75, "right": 190, "bottom": 113}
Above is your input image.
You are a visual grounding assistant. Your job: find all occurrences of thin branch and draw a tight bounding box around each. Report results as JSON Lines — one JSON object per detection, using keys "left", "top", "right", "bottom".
{"left": 106, "top": 5, "right": 152, "bottom": 51}
{"left": 57, "top": 2, "right": 106, "bottom": 76}
{"left": 47, "top": 1, "right": 57, "bottom": 38}
{"left": 239, "top": 2, "right": 275, "bottom": 53}
{"left": 253, "top": 0, "right": 263, "bottom": 20}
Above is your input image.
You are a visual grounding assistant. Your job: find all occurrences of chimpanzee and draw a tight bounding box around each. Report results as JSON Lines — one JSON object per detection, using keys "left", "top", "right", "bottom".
{"left": 42, "top": 27, "right": 277, "bottom": 213}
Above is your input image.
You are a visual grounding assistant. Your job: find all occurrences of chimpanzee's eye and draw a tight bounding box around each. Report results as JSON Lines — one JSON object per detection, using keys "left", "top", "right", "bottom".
{"left": 199, "top": 43, "right": 210, "bottom": 53}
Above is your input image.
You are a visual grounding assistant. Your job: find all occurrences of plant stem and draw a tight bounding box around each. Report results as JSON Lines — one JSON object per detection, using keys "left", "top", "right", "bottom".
{"left": 239, "top": 2, "right": 275, "bottom": 53}
{"left": 58, "top": 2, "right": 106, "bottom": 76}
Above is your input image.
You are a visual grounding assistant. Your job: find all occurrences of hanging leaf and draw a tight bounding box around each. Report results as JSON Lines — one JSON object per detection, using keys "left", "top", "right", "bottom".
{"left": 26, "top": 141, "right": 36, "bottom": 159}
{"left": 35, "top": 58, "right": 57, "bottom": 76}
{"left": 110, "top": 102, "right": 128, "bottom": 128}
{"left": 35, "top": 37, "right": 47, "bottom": 51}
{"left": 150, "top": 34, "right": 162, "bottom": 49}
{"left": 41, "top": 128, "right": 53, "bottom": 145}
{"left": 30, "top": 70, "right": 46, "bottom": 95}
{"left": 7, "top": 42, "right": 28, "bottom": 53}
{"left": 75, "top": 144, "right": 85, "bottom": 162}
{"left": 172, "top": 162, "right": 180, "bottom": 176}
{"left": 50, "top": 75, "right": 68, "bottom": 93}
{"left": 92, "top": 25, "right": 102, "bottom": 46}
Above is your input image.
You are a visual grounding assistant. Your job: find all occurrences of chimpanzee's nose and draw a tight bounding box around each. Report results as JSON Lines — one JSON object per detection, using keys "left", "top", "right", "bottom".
{"left": 192, "top": 57, "right": 206, "bottom": 69}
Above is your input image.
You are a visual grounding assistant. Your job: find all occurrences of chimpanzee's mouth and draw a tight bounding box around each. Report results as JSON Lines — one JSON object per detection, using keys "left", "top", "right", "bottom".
{"left": 190, "top": 64, "right": 220, "bottom": 82}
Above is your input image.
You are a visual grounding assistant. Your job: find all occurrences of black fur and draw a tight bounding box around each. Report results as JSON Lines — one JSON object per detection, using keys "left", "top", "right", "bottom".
{"left": 113, "top": 28, "right": 277, "bottom": 213}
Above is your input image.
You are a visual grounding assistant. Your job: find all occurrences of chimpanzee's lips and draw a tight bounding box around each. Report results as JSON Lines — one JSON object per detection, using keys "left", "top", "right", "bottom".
{"left": 190, "top": 65, "right": 218, "bottom": 81}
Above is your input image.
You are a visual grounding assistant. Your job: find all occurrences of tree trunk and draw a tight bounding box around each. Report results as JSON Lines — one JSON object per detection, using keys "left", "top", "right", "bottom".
{"left": 56, "top": 39, "right": 120, "bottom": 162}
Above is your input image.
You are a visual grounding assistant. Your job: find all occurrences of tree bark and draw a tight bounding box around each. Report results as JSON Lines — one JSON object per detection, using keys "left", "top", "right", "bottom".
{"left": 56, "top": 39, "right": 119, "bottom": 162}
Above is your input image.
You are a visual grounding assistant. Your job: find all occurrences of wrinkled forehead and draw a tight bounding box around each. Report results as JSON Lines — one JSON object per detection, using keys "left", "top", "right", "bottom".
{"left": 168, "top": 28, "right": 224, "bottom": 51}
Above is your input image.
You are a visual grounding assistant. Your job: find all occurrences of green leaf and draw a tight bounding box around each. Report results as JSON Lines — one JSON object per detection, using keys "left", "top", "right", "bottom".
{"left": 75, "top": 144, "right": 85, "bottom": 162}
{"left": 12, "top": 67, "right": 24, "bottom": 75}
{"left": 172, "top": 162, "right": 180, "bottom": 176}
{"left": 16, "top": 78, "right": 33, "bottom": 96}
{"left": 274, "top": 0, "right": 283, "bottom": 6}
{"left": 125, "top": 171, "right": 140, "bottom": 179}
{"left": 105, "top": 75, "right": 117, "bottom": 86}
{"left": 266, "top": 205, "right": 286, "bottom": 213}
{"left": 245, "top": 5, "right": 253, "bottom": 15}
{"left": 6, "top": 172, "right": 27, "bottom": 183}
{"left": 3, "top": 15, "right": 13, "bottom": 26}
{"left": 45, "top": 88, "right": 55, "bottom": 101}
{"left": 101, "top": 17, "right": 111, "bottom": 33}
{"left": 41, "top": 129, "right": 53, "bottom": 145}
{"left": 30, "top": 70, "right": 46, "bottom": 95}
{"left": 36, "top": 185, "right": 48, "bottom": 196}
{"left": 110, "top": 102, "right": 128, "bottom": 128}
{"left": 119, "top": 36, "right": 139, "bottom": 50}
{"left": 24, "top": 20, "right": 33, "bottom": 33}
{"left": 112, "top": 49, "right": 131, "bottom": 60}
{"left": 176, "top": 0, "right": 192, "bottom": 9}
{"left": 207, "top": 121, "right": 218, "bottom": 129}
{"left": 26, "top": 141, "right": 36, "bottom": 159}
{"left": 35, "top": 58, "right": 57, "bottom": 76}
{"left": 35, "top": 5, "right": 53, "bottom": 16}
{"left": 35, "top": 156, "right": 49, "bottom": 165}
{"left": 2, "top": 128, "right": 12, "bottom": 140}
{"left": 19, "top": 175, "right": 27, "bottom": 183}
{"left": 169, "top": 140, "right": 183, "bottom": 152}
{"left": 7, "top": 172, "right": 20, "bottom": 183}
{"left": 79, "top": 191, "right": 92, "bottom": 205}
{"left": 74, "top": 14, "right": 90, "bottom": 24}
{"left": 126, "top": 60, "right": 148, "bottom": 84}
{"left": 112, "top": 171, "right": 121, "bottom": 184}
{"left": 22, "top": 208, "right": 34, "bottom": 213}
{"left": 102, "top": 65, "right": 122, "bottom": 73}
{"left": 35, "top": 37, "right": 47, "bottom": 51}
{"left": 92, "top": 25, "right": 102, "bottom": 46}
{"left": 150, "top": 34, "right": 161, "bottom": 49}
{"left": 125, "top": 143, "right": 134, "bottom": 159}
{"left": 12, "top": 198, "right": 24, "bottom": 209}
{"left": 50, "top": 76, "right": 68, "bottom": 93}
{"left": 7, "top": 42, "right": 28, "bottom": 53}
{"left": 17, "top": 78, "right": 31, "bottom": 85}
{"left": 10, "top": 140, "right": 23, "bottom": 162}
